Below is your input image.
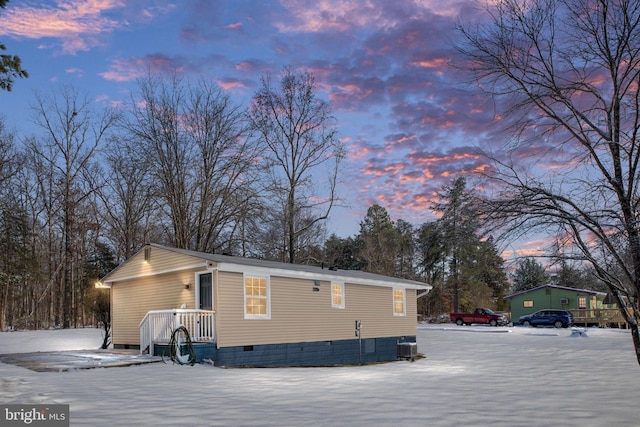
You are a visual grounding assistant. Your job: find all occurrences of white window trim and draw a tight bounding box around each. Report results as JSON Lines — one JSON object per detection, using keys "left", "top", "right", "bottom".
{"left": 393, "top": 287, "right": 406, "bottom": 316}
{"left": 577, "top": 296, "right": 587, "bottom": 310}
{"left": 243, "top": 273, "right": 271, "bottom": 319}
{"left": 331, "top": 282, "right": 345, "bottom": 309}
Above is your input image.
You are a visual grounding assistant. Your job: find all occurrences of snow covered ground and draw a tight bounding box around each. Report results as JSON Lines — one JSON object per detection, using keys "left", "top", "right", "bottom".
{"left": 0, "top": 325, "right": 638, "bottom": 426}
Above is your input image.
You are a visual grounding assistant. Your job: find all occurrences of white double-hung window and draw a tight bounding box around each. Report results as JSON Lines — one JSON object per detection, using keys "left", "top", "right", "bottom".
{"left": 393, "top": 288, "right": 406, "bottom": 316}
{"left": 331, "top": 282, "right": 345, "bottom": 309}
{"left": 244, "top": 274, "right": 270, "bottom": 319}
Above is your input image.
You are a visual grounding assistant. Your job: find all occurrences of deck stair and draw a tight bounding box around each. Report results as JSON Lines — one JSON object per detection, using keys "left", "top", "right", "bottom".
{"left": 139, "top": 309, "right": 215, "bottom": 356}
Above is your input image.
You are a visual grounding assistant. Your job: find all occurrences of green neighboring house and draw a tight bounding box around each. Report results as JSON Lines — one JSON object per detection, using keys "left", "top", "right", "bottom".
{"left": 505, "top": 285, "right": 607, "bottom": 324}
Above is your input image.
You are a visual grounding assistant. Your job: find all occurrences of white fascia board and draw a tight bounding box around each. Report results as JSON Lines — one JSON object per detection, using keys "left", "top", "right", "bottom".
{"left": 103, "top": 262, "right": 207, "bottom": 286}
{"left": 215, "top": 262, "right": 431, "bottom": 290}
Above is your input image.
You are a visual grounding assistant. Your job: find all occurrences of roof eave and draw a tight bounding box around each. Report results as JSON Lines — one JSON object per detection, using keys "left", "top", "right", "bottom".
{"left": 214, "top": 261, "right": 432, "bottom": 290}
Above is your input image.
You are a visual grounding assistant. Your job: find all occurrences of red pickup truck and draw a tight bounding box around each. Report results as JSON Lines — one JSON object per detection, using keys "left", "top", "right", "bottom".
{"left": 450, "top": 308, "right": 508, "bottom": 326}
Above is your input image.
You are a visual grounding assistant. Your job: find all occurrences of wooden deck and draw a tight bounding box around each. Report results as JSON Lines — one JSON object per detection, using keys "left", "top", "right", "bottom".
{"left": 569, "top": 308, "right": 629, "bottom": 328}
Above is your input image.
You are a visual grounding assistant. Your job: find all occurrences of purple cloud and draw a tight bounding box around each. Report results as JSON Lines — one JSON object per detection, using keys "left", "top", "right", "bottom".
{"left": 6, "top": 0, "right": 552, "bottom": 237}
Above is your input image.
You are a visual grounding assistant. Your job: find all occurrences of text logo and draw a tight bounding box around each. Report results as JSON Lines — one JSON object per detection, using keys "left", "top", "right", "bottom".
{"left": 1, "top": 405, "right": 69, "bottom": 426}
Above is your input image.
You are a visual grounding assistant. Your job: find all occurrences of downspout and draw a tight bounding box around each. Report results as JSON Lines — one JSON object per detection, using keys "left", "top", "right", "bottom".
{"left": 417, "top": 290, "right": 431, "bottom": 298}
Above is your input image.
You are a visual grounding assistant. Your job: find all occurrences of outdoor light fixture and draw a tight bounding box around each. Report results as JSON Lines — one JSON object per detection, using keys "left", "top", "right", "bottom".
{"left": 184, "top": 283, "right": 191, "bottom": 290}
{"left": 144, "top": 247, "right": 151, "bottom": 263}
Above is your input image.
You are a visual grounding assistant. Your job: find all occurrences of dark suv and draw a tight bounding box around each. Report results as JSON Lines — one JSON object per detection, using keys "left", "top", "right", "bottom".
{"left": 518, "top": 309, "right": 574, "bottom": 328}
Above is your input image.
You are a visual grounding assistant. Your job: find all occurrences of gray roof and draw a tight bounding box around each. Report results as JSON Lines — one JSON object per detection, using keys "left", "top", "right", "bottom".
{"left": 504, "top": 284, "right": 606, "bottom": 300}
{"left": 106, "top": 243, "right": 431, "bottom": 291}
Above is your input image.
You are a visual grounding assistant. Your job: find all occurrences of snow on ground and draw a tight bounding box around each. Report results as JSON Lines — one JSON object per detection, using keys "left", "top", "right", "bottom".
{"left": 0, "top": 325, "right": 638, "bottom": 426}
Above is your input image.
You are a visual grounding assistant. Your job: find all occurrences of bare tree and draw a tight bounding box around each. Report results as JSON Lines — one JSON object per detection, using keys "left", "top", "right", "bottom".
{"left": 0, "top": 117, "right": 37, "bottom": 331}
{"left": 249, "top": 67, "right": 344, "bottom": 263}
{"left": 183, "top": 80, "right": 259, "bottom": 253}
{"left": 457, "top": 0, "right": 640, "bottom": 364}
{"left": 27, "top": 86, "right": 117, "bottom": 328}
{"left": 125, "top": 74, "right": 258, "bottom": 253}
{"left": 0, "top": 116, "right": 18, "bottom": 186}
{"left": 97, "top": 136, "right": 157, "bottom": 261}
{"left": 22, "top": 137, "right": 60, "bottom": 328}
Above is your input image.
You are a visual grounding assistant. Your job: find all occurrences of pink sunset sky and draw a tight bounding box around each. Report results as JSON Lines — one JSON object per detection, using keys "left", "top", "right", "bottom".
{"left": 0, "top": 0, "right": 549, "bottom": 259}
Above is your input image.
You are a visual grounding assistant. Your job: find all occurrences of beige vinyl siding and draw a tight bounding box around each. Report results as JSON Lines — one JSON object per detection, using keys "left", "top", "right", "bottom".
{"left": 216, "top": 271, "right": 417, "bottom": 348}
{"left": 111, "top": 269, "right": 198, "bottom": 345}
{"left": 105, "top": 248, "right": 203, "bottom": 284}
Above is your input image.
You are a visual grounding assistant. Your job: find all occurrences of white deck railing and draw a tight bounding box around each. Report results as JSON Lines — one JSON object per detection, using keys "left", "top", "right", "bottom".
{"left": 139, "top": 309, "right": 215, "bottom": 355}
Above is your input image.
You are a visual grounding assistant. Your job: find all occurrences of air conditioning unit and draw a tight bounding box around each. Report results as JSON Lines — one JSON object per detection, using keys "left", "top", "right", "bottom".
{"left": 397, "top": 342, "right": 417, "bottom": 361}
{"left": 560, "top": 298, "right": 569, "bottom": 305}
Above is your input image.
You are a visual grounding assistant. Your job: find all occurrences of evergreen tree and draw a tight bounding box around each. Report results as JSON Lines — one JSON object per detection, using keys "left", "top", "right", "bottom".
{"left": 0, "top": 1, "right": 28, "bottom": 92}
{"left": 431, "top": 176, "right": 479, "bottom": 312}
{"left": 511, "top": 258, "right": 549, "bottom": 293}
{"left": 463, "top": 237, "right": 510, "bottom": 311}
{"left": 416, "top": 221, "right": 446, "bottom": 285}
{"left": 358, "top": 205, "right": 398, "bottom": 276}
{"left": 0, "top": 204, "right": 40, "bottom": 330}
{"left": 427, "top": 177, "right": 509, "bottom": 313}
{"left": 394, "top": 219, "right": 416, "bottom": 279}
{"left": 323, "top": 234, "right": 364, "bottom": 270}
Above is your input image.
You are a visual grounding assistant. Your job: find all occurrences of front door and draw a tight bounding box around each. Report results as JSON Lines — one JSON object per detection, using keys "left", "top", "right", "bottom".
{"left": 199, "top": 272, "right": 213, "bottom": 310}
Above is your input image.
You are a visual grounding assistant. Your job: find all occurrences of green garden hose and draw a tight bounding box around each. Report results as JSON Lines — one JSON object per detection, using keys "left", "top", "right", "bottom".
{"left": 168, "top": 325, "right": 196, "bottom": 366}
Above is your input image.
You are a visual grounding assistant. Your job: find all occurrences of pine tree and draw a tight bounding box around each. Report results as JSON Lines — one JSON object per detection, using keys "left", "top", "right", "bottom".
{"left": 0, "top": 1, "right": 28, "bottom": 92}
{"left": 511, "top": 258, "right": 549, "bottom": 293}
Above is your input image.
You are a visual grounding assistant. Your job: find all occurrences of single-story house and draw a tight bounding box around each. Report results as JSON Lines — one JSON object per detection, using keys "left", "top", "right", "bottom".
{"left": 100, "top": 243, "right": 432, "bottom": 367}
{"left": 505, "top": 284, "right": 609, "bottom": 325}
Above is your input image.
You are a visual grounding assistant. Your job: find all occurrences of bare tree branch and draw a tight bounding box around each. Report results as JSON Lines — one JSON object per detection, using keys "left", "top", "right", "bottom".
{"left": 458, "top": 0, "right": 640, "bottom": 364}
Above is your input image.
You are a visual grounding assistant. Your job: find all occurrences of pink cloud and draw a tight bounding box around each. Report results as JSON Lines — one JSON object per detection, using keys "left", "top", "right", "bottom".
{"left": 235, "top": 61, "right": 256, "bottom": 72}
{"left": 348, "top": 142, "right": 377, "bottom": 161}
{"left": 223, "top": 22, "right": 243, "bottom": 30}
{"left": 274, "top": 0, "right": 464, "bottom": 34}
{"left": 400, "top": 170, "right": 433, "bottom": 183}
{"left": 410, "top": 58, "right": 450, "bottom": 69}
{"left": 504, "top": 237, "right": 554, "bottom": 259}
{"left": 327, "top": 76, "right": 386, "bottom": 110}
{"left": 100, "top": 55, "right": 187, "bottom": 82}
{"left": 275, "top": 0, "right": 376, "bottom": 33}
{"left": 100, "top": 57, "right": 147, "bottom": 82}
{"left": 217, "top": 79, "right": 248, "bottom": 91}
{"left": 66, "top": 67, "right": 84, "bottom": 77}
{"left": 0, "top": 0, "right": 127, "bottom": 54}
